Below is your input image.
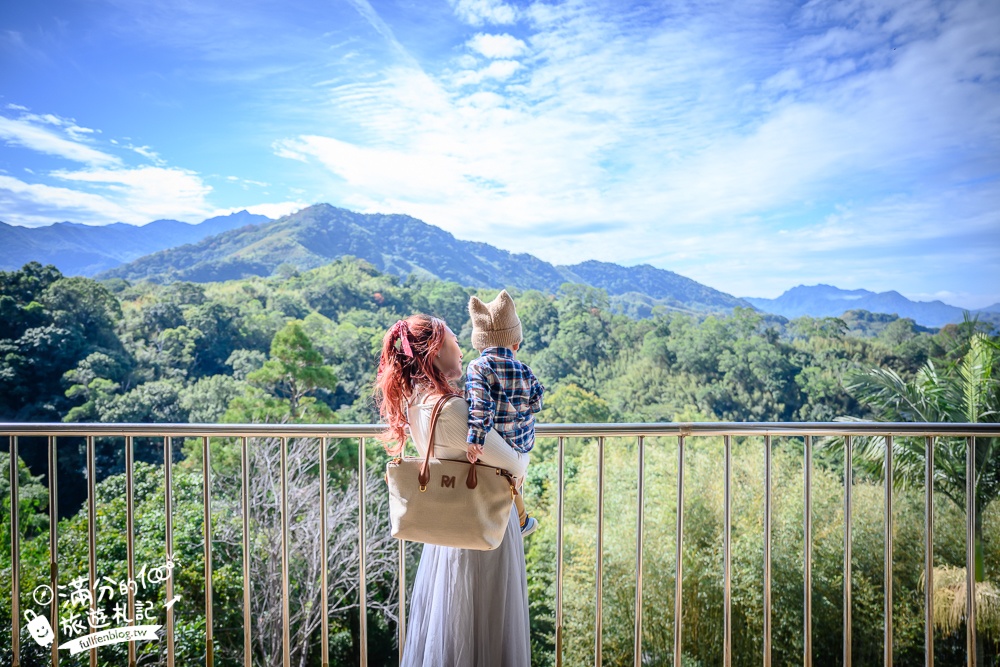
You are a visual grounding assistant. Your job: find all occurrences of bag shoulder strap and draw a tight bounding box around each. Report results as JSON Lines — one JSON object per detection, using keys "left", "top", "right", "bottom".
{"left": 414, "top": 392, "right": 496, "bottom": 492}
{"left": 417, "top": 392, "right": 462, "bottom": 488}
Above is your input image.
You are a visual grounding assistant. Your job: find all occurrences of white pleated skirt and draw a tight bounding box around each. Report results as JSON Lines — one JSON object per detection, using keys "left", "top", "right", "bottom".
{"left": 400, "top": 504, "right": 531, "bottom": 667}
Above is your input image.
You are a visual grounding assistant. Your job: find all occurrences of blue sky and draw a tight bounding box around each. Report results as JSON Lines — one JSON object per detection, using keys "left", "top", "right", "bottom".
{"left": 1, "top": 0, "right": 998, "bottom": 308}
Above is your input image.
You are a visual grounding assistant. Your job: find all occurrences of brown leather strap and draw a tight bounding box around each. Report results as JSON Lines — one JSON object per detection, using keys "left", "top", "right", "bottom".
{"left": 417, "top": 392, "right": 462, "bottom": 487}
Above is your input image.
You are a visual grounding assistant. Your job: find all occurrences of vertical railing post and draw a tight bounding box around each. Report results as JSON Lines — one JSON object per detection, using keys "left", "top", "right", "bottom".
{"left": 596, "top": 436, "right": 605, "bottom": 667}
{"left": 319, "top": 438, "right": 329, "bottom": 667}
{"left": 203, "top": 436, "right": 214, "bottom": 667}
{"left": 804, "top": 435, "right": 813, "bottom": 667}
{"left": 125, "top": 436, "right": 136, "bottom": 667}
{"left": 398, "top": 540, "right": 406, "bottom": 663}
{"left": 556, "top": 437, "right": 566, "bottom": 667}
{"left": 844, "top": 436, "right": 853, "bottom": 667}
{"left": 48, "top": 435, "right": 59, "bottom": 667}
{"left": 673, "top": 435, "right": 685, "bottom": 667}
{"left": 280, "top": 437, "right": 290, "bottom": 667}
{"left": 633, "top": 435, "right": 646, "bottom": 667}
{"left": 164, "top": 436, "right": 175, "bottom": 667}
{"left": 723, "top": 435, "right": 732, "bottom": 667}
{"left": 359, "top": 437, "right": 368, "bottom": 667}
{"left": 925, "top": 436, "right": 934, "bottom": 667}
{"left": 241, "top": 437, "right": 252, "bottom": 667}
{"left": 10, "top": 436, "right": 20, "bottom": 667}
{"left": 967, "top": 436, "right": 977, "bottom": 667}
{"left": 885, "top": 435, "right": 893, "bottom": 667}
{"left": 764, "top": 435, "right": 772, "bottom": 667}
{"left": 86, "top": 436, "right": 97, "bottom": 667}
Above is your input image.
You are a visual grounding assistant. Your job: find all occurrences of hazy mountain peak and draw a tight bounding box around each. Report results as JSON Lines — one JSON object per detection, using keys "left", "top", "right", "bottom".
{"left": 743, "top": 284, "right": 995, "bottom": 327}
{"left": 783, "top": 284, "right": 874, "bottom": 300}
{"left": 1, "top": 211, "right": 271, "bottom": 276}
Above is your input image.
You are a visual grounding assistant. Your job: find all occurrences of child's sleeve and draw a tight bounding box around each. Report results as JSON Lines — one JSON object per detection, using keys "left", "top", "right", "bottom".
{"left": 465, "top": 362, "right": 496, "bottom": 447}
{"left": 528, "top": 368, "right": 544, "bottom": 414}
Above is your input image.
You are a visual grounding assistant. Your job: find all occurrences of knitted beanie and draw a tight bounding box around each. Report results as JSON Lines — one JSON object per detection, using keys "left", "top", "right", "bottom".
{"left": 468, "top": 290, "right": 522, "bottom": 351}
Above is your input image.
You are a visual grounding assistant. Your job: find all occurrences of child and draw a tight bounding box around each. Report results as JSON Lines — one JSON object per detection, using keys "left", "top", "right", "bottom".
{"left": 465, "top": 289, "right": 544, "bottom": 537}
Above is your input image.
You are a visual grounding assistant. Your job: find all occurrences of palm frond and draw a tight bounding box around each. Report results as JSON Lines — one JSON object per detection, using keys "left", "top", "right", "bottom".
{"left": 960, "top": 334, "right": 997, "bottom": 423}
{"left": 846, "top": 367, "right": 936, "bottom": 422}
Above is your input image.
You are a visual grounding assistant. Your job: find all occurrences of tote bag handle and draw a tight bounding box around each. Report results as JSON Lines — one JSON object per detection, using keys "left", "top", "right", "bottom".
{"left": 416, "top": 392, "right": 482, "bottom": 490}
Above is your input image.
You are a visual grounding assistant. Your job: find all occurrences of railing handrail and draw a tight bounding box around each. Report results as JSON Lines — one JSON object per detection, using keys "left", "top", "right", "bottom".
{"left": 2, "top": 420, "right": 999, "bottom": 437}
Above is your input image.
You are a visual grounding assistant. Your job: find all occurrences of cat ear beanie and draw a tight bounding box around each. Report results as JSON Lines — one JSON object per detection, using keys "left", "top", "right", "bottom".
{"left": 468, "top": 290, "right": 522, "bottom": 351}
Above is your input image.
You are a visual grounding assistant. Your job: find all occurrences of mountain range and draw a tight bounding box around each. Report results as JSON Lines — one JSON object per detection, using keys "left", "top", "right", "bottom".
{"left": 744, "top": 285, "right": 1000, "bottom": 329}
{"left": 0, "top": 210, "right": 269, "bottom": 276}
{"left": 95, "top": 204, "right": 750, "bottom": 313}
{"left": 4, "top": 203, "right": 995, "bottom": 327}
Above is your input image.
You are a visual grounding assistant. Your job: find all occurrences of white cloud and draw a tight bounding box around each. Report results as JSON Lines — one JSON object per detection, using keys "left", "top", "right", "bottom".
{"left": 453, "top": 59, "right": 521, "bottom": 85}
{"left": 449, "top": 0, "right": 519, "bottom": 26}
{"left": 289, "top": 0, "right": 998, "bottom": 304}
{"left": 0, "top": 157, "right": 218, "bottom": 226}
{"left": 210, "top": 201, "right": 305, "bottom": 219}
{"left": 273, "top": 142, "right": 310, "bottom": 162}
{"left": 467, "top": 33, "right": 527, "bottom": 59}
{"left": 276, "top": 135, "right": 469, "bottom": 203}
{"left": 343, "top": 0, "right": 421, "bottom": 67}
{"left": 127, "top": 144, "right": 165, "bottom": 164}
{"left": 0, "top": 115, "right": 120, "bottom": 166}
{"left": 65, "top": 125, "right": 97, "bottom": 141}
{"left": 51, "top": 166, "right": 214, "bottom": 222}
{"left": 224, "top": 175, "right": 270, "bottom": 189}
{"left": 0, "top": 174, "right": 128, "bottom": 225}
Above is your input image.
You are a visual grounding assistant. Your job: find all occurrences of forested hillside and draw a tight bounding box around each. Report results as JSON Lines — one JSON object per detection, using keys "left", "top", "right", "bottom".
{"left": 96, "top": 204, "right": 749, "bottom": 315}
{"left": 3, "top": 257, "right": 966, "bottom": 430}
{"left": 2, "top": 257, "right": 986, "bottom": 509}
{"left": 2, "top": 259, "right": 998, "bottom": 666}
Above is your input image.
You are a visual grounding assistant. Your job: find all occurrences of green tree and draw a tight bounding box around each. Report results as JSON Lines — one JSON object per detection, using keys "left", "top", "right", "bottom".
{"left": 185, "top": 301, "right": 245, "bottom": 376}
{"left": 545, "top": 384, "right": 612, "bottom": 424}
{"left": 840, "top": 332, "right": 1000, "bottom": 652}
{"left": 0, "top": 452, "right": 49, "bottom": 545}
{"left": 844, "top": 332, "right": 999, "bottom": 527}
{"left": 179, "top": 374, "right": 246, "bottom": 423}
{"left": 236, "top": 321, "right": 338, "bottom": 421}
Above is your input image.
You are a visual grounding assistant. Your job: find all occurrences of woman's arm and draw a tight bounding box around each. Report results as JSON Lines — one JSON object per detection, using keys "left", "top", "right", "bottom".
{"left": 434, "top": 396, "right": 529, "bottom": 479}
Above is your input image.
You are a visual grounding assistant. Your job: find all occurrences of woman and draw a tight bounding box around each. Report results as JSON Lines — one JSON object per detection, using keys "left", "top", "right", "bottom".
{"left": 374, "top": 315, "right": 531, "bottom": 666}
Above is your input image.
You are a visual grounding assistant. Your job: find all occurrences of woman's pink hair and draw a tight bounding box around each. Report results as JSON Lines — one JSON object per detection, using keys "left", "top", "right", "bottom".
{"left": 373, "top": 314, "right": 454, "bottom": 454}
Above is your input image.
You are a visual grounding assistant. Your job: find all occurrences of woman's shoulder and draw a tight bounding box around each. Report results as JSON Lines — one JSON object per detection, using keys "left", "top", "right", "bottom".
{"left": 410, "top": 393, "right": 469, "bottom": 418}
{"left": 423, "top": 394, "right": 470, "bottom": 430}
{"left": 440, "top": 393, "right": 470, "bottom": 414}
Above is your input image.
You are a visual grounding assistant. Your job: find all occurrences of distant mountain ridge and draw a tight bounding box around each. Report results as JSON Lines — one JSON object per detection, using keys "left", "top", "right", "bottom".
{"left": 745, "top": 284, "right": 998, "bottom": 328}
{"left": 98, "top": 204, "right": 750, "bottom": 313}
{"left": 1, "top": 210, "right": 270, "bottom": 275}
{"left": 562, "top": 260, "right": 749, "bottom": 313}
{"left": 7, "top": 204, "right": 991, "bottom": 326}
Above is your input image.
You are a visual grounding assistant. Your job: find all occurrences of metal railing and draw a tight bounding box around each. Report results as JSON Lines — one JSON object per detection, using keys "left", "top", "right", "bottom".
{"left": 4, "top": 421, "right": 1000, "bottom": 667}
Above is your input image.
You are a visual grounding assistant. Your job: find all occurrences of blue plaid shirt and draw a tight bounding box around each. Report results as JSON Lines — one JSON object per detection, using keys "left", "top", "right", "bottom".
{"left": 465, "top": 347, "right": 544, "bottom": 453}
